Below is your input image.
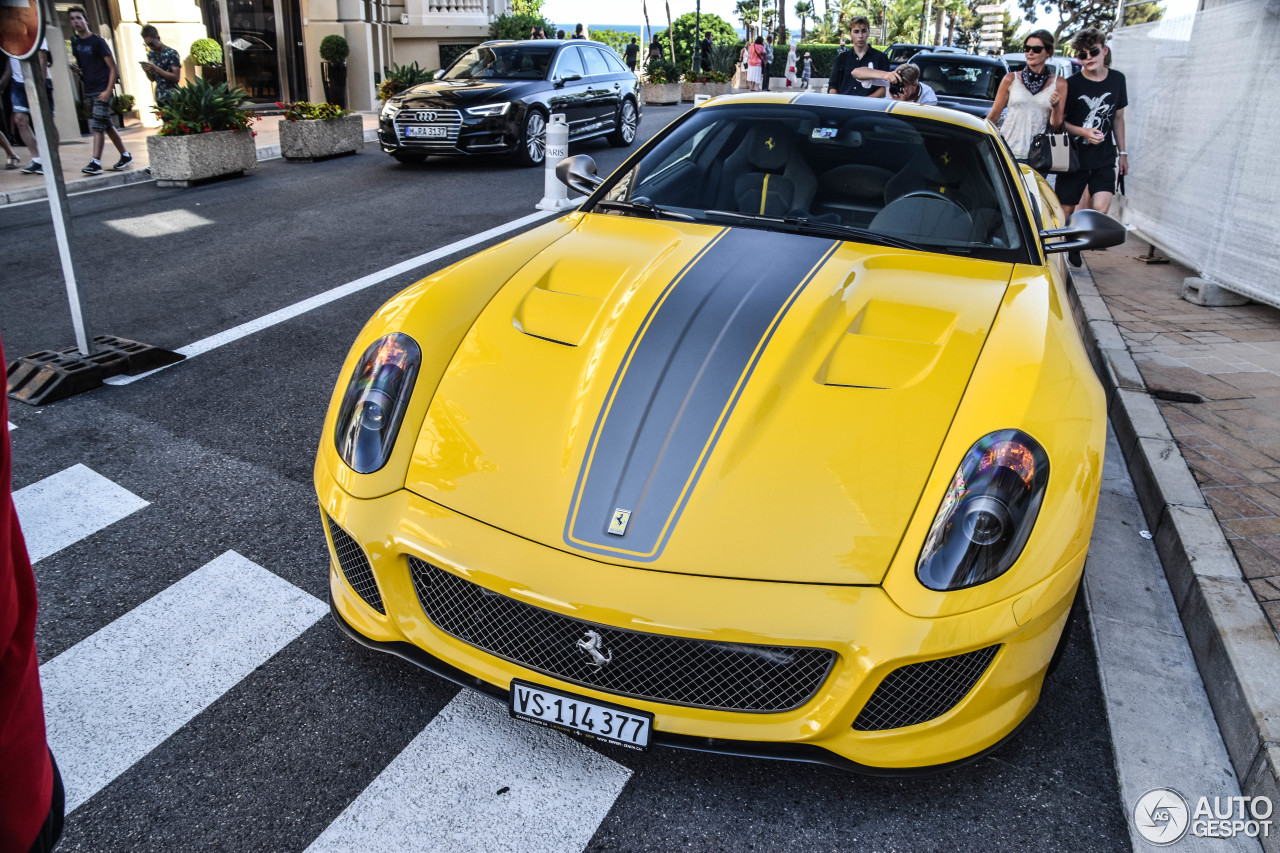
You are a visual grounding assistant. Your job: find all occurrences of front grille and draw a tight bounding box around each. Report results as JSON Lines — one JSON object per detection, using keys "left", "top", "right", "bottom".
{"left": 852, "top": 645, "right": 1000, "bottom": 731}
{"left": 409, "top": 558, "right": 836, "bottom": 713}
{"left": 326, "top": 516, "right": 385, "bottom": 614}
{"left": 392, "top": 108, "right": 463, "bottom": 150}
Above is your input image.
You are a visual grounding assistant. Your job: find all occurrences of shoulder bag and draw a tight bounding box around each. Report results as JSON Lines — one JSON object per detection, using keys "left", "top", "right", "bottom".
{"left": 1028, "top": 130, "right": 1077, "bottom": 173}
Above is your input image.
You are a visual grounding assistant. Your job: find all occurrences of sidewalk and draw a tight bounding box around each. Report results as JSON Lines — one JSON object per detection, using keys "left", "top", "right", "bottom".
{"left": 1073, "top": 237, "right": 1280, "bottom": 849}
{"left": 0, "top": 111, "right": 381, "bottom": 206}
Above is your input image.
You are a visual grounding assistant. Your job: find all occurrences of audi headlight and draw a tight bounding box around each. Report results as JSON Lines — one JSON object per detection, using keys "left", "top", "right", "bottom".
{"left": 465, "top": 102, "right": 511, "bottom": 117}
{"left": 380, "top": 99, "right": 398, "bottom": 120}
{"left": 334, "top": 334, "right": 421, "bottom": 474}
{"left": 916, "top": 429, "right": 1049, "bottom": 591}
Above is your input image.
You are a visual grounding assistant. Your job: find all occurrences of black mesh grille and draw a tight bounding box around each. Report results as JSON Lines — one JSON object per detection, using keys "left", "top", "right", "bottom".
{"left": 852, "top": 645, "right": 1000, "bottom": 731}
{"left": 408, "top": 558, "right": 836, "bottom": 713}
{"left": 326, "top": 516, "right": 385, "bottom": 615}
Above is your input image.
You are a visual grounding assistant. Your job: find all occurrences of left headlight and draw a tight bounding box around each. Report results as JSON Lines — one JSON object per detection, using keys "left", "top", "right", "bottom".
{"left": 916, "top": 429, "right": 1050, "bottom": 592}
{"left": 380, "top": 100, "right": 398, "bottom": 120}
{"left": 465, "top": 102, "right": 511, "bottom": 117}
{"left": 334, "top": 334, "right": 421, "bottom": 474}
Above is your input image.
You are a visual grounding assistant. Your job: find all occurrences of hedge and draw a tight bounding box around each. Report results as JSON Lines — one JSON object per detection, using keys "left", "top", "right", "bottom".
{"left": 733, "top": 43, "right": 889, "bottom": 80}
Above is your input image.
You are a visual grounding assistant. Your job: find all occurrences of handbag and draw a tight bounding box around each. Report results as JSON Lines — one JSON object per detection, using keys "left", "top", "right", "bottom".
{"left": 1028, "top": 131, "right": 1076, "bottom": 173}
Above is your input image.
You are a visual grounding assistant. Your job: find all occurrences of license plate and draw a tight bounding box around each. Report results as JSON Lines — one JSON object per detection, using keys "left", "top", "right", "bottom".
{"left": 405, "top": 125, "right": 447, "bottom": 138}
{"left": 510, "top": 680, "right": 652, "bottom": 750}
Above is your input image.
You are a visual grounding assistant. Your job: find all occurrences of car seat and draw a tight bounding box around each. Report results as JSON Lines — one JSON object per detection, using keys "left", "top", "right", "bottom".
{"left": 715, "top": 122, "right": 816, "bottom": 217}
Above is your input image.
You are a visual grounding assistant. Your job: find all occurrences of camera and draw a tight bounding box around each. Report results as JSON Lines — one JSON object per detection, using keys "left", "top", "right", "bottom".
{"left": 889, "top": 80, "right": 904, "bottom": 97}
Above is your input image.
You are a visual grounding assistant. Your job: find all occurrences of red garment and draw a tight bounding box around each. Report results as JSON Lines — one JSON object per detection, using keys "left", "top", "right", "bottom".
{"left": 0, "top": 336, "right": 54, "bottom": 852}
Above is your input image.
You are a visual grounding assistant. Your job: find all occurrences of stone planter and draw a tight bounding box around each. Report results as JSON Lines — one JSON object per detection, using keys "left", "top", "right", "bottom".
{"left": 681, "top": 81, "right": 732, "bottom": 101}
{"left": 279, "top": 114, "right": 364, "bottom": 161}
{"left": 147, "top": 129, "right": 256, "bottom": 186}
{"left": 642, "top": 82, "right": 681, "bottom": 105}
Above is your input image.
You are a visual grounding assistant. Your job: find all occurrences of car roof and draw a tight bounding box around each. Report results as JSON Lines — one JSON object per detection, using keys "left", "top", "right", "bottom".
{"left": 694, "top": 91, "right": 993, "bottom": 135}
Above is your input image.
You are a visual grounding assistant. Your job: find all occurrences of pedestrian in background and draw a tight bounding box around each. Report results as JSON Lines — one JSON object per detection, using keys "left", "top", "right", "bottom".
{"left": 746, "top": 35, "right": 764, "bottom": 91}
{"left": 801, "top": 51, "right": 812, "bottom": 89}
{"left": 625, "top": 37, "right": 639, "bottom": 72}
{"left": 1059, "top": 26, "right": 1128, "bottom": 263}
{"left": 68, "top": 6, "right": 132, "bottom": 175}
{"left": 140, "top": 25, "right": 181, "bottom": 107}
{"left": 852, "top": 62, "right": 936, "bottom": 104}
{"left": 699, "top": 32, "right": 712, "bottom": 73}
{"left": 2, "top": 39, "right": 53, "bottom": 174}
{"left": 0, "top": 335, "right": 66, "bottom": 853}
{"left": 761, "top": 35, "right": 774, "bottom": 92}
{"left": 828, "top": 17, "right": 889, "bottom": 97}
{"left": 785, "top": 42, "right": 797, "bottom": 87}
{"left": 556, "top": 28, "right": 566, "bottom": 39}
{"left": 985, "top": 29, "right": 1066, "bottom": 172}
{"left": 571, "top": 23, "right": 586, "bottom": 40}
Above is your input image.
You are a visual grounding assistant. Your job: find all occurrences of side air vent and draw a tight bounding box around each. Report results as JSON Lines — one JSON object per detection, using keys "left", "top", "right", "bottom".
{"left": 325, "top": 516, "right": 385, "bottom": 615}
{"left": 852, "top": 645, "right": 1000, "bottom": 731}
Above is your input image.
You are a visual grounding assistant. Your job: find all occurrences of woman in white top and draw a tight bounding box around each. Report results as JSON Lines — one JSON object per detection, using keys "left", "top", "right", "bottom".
{"left": 985, "top": 29, "right": 1066, "bottom": 174}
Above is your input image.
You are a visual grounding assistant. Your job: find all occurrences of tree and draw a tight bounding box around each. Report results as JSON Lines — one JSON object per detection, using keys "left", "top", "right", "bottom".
{"left": 1018, "top": 0, "right": 1121, "bottom": 41}
{"left": 511, "top": 0, "right": 543, "bottom": 14}
{"left": 1123, "top": 1, "right": 1164, "bottom": 26}
{"left": 736, "top": 0, "right": 760, "bottom": 36}
{"left": 795, "top": 0, "right": 815, "bottom": 39}
{"left": 656, "top": 12, "right": 739, "bottom": 68}
{"left": 643, "top": 0, "right": 653, "bottom": 44}
{"left": 666, "top": 0, "right": 676, "bottom": 58}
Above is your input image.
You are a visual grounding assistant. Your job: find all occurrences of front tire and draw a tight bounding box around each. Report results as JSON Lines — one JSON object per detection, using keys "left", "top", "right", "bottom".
{"left": 515, "top": 109, "right": 547, "bottom": 167}
{"left": 608, "top": 98, "right": 638, "bottom": 147}
{"left": 391, "top": 149, "right": 428, "bottom": 165}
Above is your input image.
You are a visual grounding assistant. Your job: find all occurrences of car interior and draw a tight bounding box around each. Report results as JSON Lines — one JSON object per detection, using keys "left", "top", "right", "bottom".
{"left": 443, "top": 46, "right": 555, "bottom": 80}
{"left": 605, "top": 106, "right": 1023, "bottom": 253}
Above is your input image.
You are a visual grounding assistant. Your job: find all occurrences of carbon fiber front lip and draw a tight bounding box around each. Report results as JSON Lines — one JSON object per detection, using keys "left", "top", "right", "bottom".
{"left": 328, "top": 592, "right": 1030, "bottom": 777}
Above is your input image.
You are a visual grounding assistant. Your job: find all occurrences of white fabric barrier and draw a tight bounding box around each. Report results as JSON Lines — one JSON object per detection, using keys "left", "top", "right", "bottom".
{"left": 1110, "top": 1, "right": 1280, "bottom": 306}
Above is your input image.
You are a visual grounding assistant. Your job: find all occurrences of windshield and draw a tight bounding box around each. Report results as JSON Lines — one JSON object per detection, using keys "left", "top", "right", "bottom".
{"left": 590, "top": 103, "right": 1026, "bottom": 261}
{"left": 441, "top": 45, "right": 555, "bottom": 80}
{"left": 915, "top": 60, "right": 1002, "bottom": 99}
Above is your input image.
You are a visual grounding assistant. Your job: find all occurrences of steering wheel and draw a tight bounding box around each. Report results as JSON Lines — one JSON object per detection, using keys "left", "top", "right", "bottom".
{"left": 900, "top": 189, "right": 965, "bottom": 210}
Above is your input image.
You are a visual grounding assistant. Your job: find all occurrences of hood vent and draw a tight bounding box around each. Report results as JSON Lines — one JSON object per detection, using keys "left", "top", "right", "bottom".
{"left": 821, "top": 299, "right": 957, "bottom": 389}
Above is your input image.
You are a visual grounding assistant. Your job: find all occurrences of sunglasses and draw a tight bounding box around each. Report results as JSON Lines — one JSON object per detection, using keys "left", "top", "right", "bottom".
{"left": 1075, "top": 45, "right": 1103, "bottom": 59}
{"left": 1023, "top": 44, "right": 1047, "bottom": 54}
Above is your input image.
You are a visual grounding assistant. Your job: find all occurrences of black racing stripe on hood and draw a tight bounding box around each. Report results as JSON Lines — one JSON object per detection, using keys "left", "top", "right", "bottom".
{"left": 565, "top": 228, "right": 839, "bottom": 561}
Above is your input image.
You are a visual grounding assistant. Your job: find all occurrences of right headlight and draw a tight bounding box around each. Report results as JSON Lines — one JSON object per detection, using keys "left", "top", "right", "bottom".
{"left": 380, "top": 99, "right": 399, "bottom": 120}
{"left": 916, "top": 429, "right": 1050, "bottom": 592}
{"left": 334, "top": 334, "right": 421, "bottom": 474}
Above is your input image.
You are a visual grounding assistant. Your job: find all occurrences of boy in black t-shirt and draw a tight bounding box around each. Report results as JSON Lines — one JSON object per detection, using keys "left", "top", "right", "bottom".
{"left": 68, "top": 7, "right": 132, "bottom": 175}
{"left": 1059, "top": 27, "right": 1128, "bottom": 223}
{"left": 827, "top": 17, "right": 889, "bottom": 97}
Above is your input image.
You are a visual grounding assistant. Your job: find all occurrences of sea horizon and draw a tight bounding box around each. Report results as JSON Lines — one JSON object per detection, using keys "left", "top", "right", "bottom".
{"left": 550, "top": 22, "right": 748, "bottom": 39}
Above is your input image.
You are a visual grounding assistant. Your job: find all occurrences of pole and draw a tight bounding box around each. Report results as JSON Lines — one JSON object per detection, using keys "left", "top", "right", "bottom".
{"left": 693, "top": 0, "right": 701, "bottom": 73}
{"left": 24, "top": 0, "right": 95, "bottom": 357}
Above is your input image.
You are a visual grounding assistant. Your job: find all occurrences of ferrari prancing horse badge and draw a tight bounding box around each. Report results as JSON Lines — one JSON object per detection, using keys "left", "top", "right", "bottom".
{"left": 608, "top": 508, "right": 631, "bottom": 536}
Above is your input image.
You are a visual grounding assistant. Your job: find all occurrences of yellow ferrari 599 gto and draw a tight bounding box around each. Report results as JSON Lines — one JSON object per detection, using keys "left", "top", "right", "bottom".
{"left": 315, "top": 92, "right": 1125, "bottom": 772}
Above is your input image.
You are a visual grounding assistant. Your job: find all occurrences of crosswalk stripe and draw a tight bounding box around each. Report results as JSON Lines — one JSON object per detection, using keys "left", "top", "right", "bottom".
{"left": 40, "top": 551, "right": 328, "bottom": 812}
{"left": 12, "top": 464, "right": 149, "bottom": 563}
{"left": 307, "top": 689, "right": 632, "bottom": 853}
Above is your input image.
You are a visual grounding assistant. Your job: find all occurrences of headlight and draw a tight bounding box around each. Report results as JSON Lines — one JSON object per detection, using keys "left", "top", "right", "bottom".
{"left": 465, "top": 102, "right": 511, "bottom": 117}
{"left": 380, "top": 100, "right": 398, "bottom": 120}
{"left": 916, "top": 429, "right": 1049, "bottom": 591}
{"left": 334, "top": 334, "right": 421, "bottom": 474}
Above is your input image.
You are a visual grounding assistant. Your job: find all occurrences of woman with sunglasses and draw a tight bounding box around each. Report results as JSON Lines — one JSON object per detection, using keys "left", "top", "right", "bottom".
{"left": 985, "top": 29, "right": 1066, "bottom": 174}
{"left": 1058, "top": 27, "right": 1128, "bottom": 261}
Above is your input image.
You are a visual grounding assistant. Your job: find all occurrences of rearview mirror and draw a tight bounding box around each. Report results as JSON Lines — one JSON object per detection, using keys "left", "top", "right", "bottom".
{"left": 1040, "top": 209, "right": 1127, "bottom": 254}
{"left": 433, "top": 69, "right": 443, "bottom": 80}
{"left": 556, "top": 154, "right": 603, "bottom": 195}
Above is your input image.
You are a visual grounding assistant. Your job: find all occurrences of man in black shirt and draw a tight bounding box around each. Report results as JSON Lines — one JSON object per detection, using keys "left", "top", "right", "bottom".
{"left": 625, "top": 37, "right": 639, "bottom": 72}
{"left": 827, "top": 17, "right": 889, "bottom": 97}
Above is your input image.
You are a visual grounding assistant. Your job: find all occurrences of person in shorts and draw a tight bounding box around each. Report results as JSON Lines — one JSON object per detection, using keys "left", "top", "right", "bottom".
{"left": 68, "top": 6, "right": 132, "bottom": 175}
{"left": 2, "top": 40, "right": 53, "bottom": 174}
{"left": 1059, "top": 26, "right": 1128, "bottom": 265}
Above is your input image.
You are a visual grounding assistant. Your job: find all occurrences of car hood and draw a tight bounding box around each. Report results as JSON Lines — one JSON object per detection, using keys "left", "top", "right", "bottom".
{"left": 403, "top": 214, "right": 1012, "bottom": 585}
{"left": 397, "top": 79, "right": 542, "bottom": 108}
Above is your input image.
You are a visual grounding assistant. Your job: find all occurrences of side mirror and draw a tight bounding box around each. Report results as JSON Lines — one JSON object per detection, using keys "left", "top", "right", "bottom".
{"left": 1040, "top": 209, "right": 1126, "bottom": 254}
{"left": 432, "top": 69, "right": 443, "bottom": 80}
{"left": 555, "top": 72, "right": 583, "bottom": 87}
{"left": 556, "top": 154, "right": 603, "bottom": 195}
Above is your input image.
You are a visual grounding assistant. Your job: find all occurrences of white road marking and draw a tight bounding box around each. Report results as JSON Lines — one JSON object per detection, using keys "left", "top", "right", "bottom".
{"left": 12, "top": 464, "right": 149, "bottom": 563}
{"left": 40, "top": 551, "right": 327, "bottom": 812}
{"left": 105, "top": 209, "right": 561, "bottom": 386}
{"left": 104, "top": 210, "right": 214, "bottom": 238}
{"left": 307, "top": 689, "right": 631, "bottom": 853}
{"left": 6, "top": 422, "right": 13, "bottom": 430}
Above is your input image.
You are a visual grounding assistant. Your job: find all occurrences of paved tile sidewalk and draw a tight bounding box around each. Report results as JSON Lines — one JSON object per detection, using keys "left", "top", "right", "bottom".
{"left": 1086, "top": 236, "right": 1280, "bottom": 640}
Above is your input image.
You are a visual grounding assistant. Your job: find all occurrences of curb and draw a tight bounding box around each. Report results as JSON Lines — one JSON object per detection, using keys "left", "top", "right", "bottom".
{"left": 0, "top": 128, "right": 380, "bottom": 206}
{"left": 1069, "top": 262, "right": 1280, "bottom": 852}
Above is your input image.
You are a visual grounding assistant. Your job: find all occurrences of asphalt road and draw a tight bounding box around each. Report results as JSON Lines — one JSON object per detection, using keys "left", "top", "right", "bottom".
{"left": 1, "top": 105, "right": 1130, "bottom": 852}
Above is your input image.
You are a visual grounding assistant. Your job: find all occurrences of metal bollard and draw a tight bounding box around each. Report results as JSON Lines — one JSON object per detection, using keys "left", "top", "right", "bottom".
{"left": 536, "top": 113, "right": 582, "bottom": 211}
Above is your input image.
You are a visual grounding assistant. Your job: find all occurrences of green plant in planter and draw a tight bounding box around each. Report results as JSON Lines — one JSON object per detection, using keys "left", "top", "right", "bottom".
{"left": 276, "top": 100, "right": 351, "bottom": 121}
{"left": 153, "top": 77, "right": 256, "bottom": 136}
{"left": 188, "top": 38, "right": 223, "bottom": 66}
{"left": 111, "top": 92, "right": 136, "bottom": 113}
{"left": 645, "top": 58, "right": 682, "bottom": 84}
{"left": 319, "top": 35, "right": 349, "bottom": 63}
{"left": 377, "top": 60, "right": 433, "bottom": 101}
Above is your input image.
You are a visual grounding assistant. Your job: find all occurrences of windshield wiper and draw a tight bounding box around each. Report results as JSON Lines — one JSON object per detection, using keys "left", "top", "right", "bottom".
{"left": 592, "top": 199, "right": 696, "bottom": 221}
{"left": 703, "top": 210, "right": 923, "bottom": 252}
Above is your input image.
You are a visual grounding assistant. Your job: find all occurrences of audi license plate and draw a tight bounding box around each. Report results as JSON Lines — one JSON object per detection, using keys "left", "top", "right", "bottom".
{"left": 510, "top": 680, "right": 652, "bottom": 750}
{"left": 405, "top": 125, "right": 446, "bottom": 138}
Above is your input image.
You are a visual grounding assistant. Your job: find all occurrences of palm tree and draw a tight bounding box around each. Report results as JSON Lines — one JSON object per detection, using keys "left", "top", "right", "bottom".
{"left": 736, "top": 0, "right": 760, "bottom": 36}
{"left": 795, "top": 0, "right": 814, "bottom": 39}
{"left": 665, "top": 0, "right": 675, "bottom": 60}
{"left": 643, "top": 0, "right": 652, "bottom": 46}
